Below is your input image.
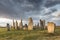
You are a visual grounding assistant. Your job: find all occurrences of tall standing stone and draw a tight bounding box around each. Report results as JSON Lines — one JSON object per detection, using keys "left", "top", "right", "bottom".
{"left": 15, "top": 20, "right": 18, "bottom": 30}
{"left": 40, "top": 19, "right": 45, "bottom": 30}
{"left": 40, "top": 19, "right": 44, "bottom": 30}
{"left": 7, "top": 23, "right": 10, "bottom": 31}
{"left": 43, "top": 20, "right": 46, "bottom": 29}
{"left": 13, "top": 20, "right": 15, "bottom": 29}
{"left": 19, "top": 19, "right": 23, "bottom": 30}
{"left": 28, "top": 17, "right": 33, "bottom": 30}
{"left": 47, "top": 22, "right": 55, "bottom": 33}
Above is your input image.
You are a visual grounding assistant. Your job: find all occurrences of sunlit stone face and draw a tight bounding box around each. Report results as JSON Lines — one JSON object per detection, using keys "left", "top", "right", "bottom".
{"left": 47, "top": 22, "right": 55, "bottom": 33}
{"left": 19, "top": 19, "right": 23, "bottom": 29}
{"left": 28, "top": 17, "right": 33, "bottom": 30}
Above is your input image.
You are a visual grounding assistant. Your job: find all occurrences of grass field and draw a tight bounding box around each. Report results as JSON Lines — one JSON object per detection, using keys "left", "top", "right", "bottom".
{"left": 0, "top": 27, "right": 60, "bottom": 40}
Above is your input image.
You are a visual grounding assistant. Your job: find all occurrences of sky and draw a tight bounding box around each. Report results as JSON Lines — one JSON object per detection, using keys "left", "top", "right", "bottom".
{"left": 0, "top": 0, "right": 60, "bottom": 26}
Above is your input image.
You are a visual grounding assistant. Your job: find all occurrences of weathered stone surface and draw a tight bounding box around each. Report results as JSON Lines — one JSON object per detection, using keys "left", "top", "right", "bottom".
{"left": 37, "top": 23, "right": 39, "bottom": 28}
{"left": 15, "top": 21, "right": 18, "bottom": 29}
{"left": 43, "top": 20, "right": 46, "bottom": 29}
{"left": 40, "top": 19, "right": 45, "bottom": 30}
{"left": 23, "top": 24, "right": 28, "bottom": 30}
{"left": 13, "top": 20, "right": 15, "bottom": 29}
{"left": 33, "top": 24, "right": 36, "bottom": 29}
{"left": 19, "top": 19, "right": 23, "bottom": 30}
{"left": 47, "top": 22, "right": 55, "bottom": 33}
{"left": 28, "top": 17, "right": 33, "bottom": 30}
{"left": 7, "top": 23, "right": 10, "bottom": 31}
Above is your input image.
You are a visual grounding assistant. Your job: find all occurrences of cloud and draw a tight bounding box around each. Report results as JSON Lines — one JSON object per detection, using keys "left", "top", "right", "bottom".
{"left": 0, "top": 0, "right": 60, "bottom": 26}
{"left": 45, "top": 0, "right": 60, "bottom": 7}
{"left": 52, "top": 11, "right": 60, "bottom": 17}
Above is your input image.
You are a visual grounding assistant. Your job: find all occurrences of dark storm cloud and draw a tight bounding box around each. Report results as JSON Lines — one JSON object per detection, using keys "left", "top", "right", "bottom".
{"left": 0, "top": 0, "right": 60, "bottom": 20}
{"left": 45, "top": 0, "right": 60, "bottom": 7}
{"left": 0, "top": 0, "right": 44, "bottom": 19}
{"left": 0, "top": 0, "right": 60, "bottom": 25}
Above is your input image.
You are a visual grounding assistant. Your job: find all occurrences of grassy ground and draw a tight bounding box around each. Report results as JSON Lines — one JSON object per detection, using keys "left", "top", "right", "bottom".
{"left": 0, "top": 27, "right": 60, "bottom": 40}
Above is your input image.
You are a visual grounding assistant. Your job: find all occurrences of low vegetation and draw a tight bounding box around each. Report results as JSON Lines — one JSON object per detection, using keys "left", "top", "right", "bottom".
{"left": 0, "top": 27, "right": 60, "bottom": 40}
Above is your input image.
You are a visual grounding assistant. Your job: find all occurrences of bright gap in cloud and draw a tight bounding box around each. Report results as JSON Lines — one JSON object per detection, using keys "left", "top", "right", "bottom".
{"left": 0, "top": 18, "right": 12, "bottom": 27}
{"left": 0, "top": 18, "right": 28, "bottom": 27}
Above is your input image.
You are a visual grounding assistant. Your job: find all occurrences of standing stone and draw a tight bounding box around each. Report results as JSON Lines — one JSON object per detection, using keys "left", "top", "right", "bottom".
{"left": 40, "top": 19, "right": 45, "bottom": 30}
{"left": 7, "top": 23, "right": 10, "bottom": 31}
{"left": 23, "top": 24, "right": 28, "bottom": 30}
{"left": 40, "top": 19, "right": 44, "bottom": 30}
{"left": 13, "top": 20, "right": 15, "bottom": 29}
{"left": 19, "top": 19, "right": 23, "bottom": 30}
{"left": 33, "top": 24, "right": 36, "bottom": 29}
{"left": 43, "top": 20, "right": 46, "bottom": 29}
{"left": 47, "top": 22, "right": 55, "bottom": 33}
{"left": 15, "top": 21, "right": 18, "bottom": 30}
{"left": 28, "top": 17, "right": 33, "bottom": 30}
{"left": 37, "top": 23, "right": 39, "bottom": 28}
